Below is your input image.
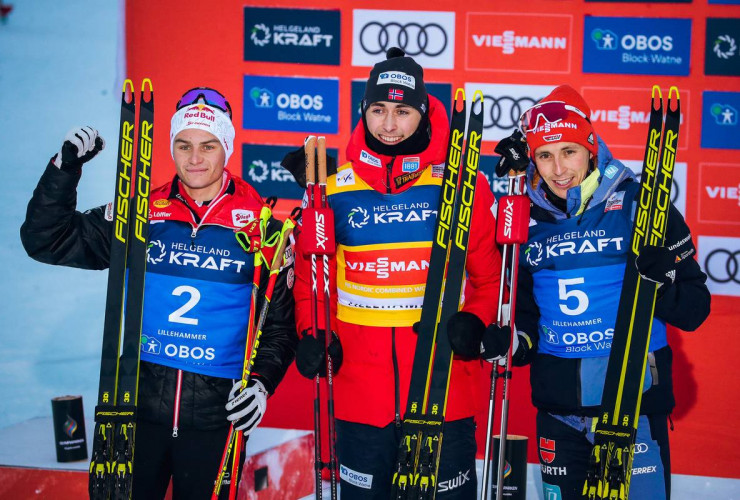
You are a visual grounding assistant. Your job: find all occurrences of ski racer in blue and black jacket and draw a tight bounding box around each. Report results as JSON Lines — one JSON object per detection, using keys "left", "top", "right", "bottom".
{"left": 482, "top": 86, "right": 710, "bottom": 500}
{"left": 20, "top": 88, "right": 297, "bottom": 499}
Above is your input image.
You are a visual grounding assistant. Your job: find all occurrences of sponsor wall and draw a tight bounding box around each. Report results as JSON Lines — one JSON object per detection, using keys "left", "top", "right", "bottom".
{"left": 127, "top": 0, "right": 739, "bottom": 480}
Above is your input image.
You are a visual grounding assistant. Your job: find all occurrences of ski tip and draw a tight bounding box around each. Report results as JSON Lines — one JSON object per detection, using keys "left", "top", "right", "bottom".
{"left": 668, "top": 86, "right": 680, "bottom": 101}
{"left": 454, "top": 88, "right": 466, "bottom": 112}
{"left": 304, "top": 135, "right": 317, "bottom": 147}
{"left": 123, "top": 79, "right": 134, "bottom": 93}
{"left": 651, "top": 85, "right": 662, "bottom": 101}
{"left": 141, "top": 79, "right": 153, "bottom": 103}
{"left": 472, "top": 90, "right": 484, "bottom": 114}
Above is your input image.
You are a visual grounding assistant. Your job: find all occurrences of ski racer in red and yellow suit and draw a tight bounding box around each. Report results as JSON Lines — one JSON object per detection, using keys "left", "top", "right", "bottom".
{"left": 293, "top": 92, "right": 502, "bottom": 498}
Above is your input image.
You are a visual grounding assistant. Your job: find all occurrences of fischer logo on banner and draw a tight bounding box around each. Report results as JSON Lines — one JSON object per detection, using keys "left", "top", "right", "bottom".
{"left": 698, "top": 163, "right": 740, "bottom": 225}
{"left": 352, "top": 10, "right": 455, "bottom": 69}
{"left": 465, "top": 83, "right": 553, "bottom": 141}
{"left": 698, "top": 235, "right": 740, "bottom": 297}
{"left": 581, "top": 87, "right": 688, "bottom": 151}
{"left": 466, "top": 13, "right": 573, "bottom": 73}
{"left": 583, "top": 17, "right": 691, "bottom": 76}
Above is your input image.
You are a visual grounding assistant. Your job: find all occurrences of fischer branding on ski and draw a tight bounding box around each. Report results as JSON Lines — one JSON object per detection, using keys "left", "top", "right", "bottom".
{"left": 584, "top": 86, "right": 680, "bottom": 500}
{"left": 391, "top": 89, "right": 484, "bottom": 500}
{"left": 90, "top": 78, "right": 153, "bottom": 500}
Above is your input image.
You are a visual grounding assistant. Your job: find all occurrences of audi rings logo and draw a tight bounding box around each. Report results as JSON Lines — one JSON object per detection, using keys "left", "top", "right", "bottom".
{"left": 359, "top": 22, "right": 447, "bottom": 57}
{"left": 698, "top": 236, "right": 740, "bottom": 297}
{"left": 704, "top": 248, "right": 740, "bottom": 284}
{"left": 481, "top": 95, "right": 540, "bottom": 131}
{"left": 633, "top": 442, "right": 649, "bottom": 454}
{"left": 352, "top": 10, "right": 455, "bottom": 69}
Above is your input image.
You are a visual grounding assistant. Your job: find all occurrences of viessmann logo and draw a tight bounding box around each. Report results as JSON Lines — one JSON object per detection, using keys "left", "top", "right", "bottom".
{"left": 698, "top": 163, "right": 740, "bottom": 225}
{"left": 466, "top": 13, "right": 573, "bottom": 73}
{"left": 583, "top": 17, "right": 691, "bottom": 76}
{"left": 352, "top": 10, "right": 455, "bottom": 69}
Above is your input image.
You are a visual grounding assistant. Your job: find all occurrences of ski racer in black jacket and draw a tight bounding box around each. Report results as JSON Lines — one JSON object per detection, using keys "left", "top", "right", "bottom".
{"left": 20, "top": 88, "right": 297, "bottom": 499}
{"left": 475, "top": 86, "right": 710, "bottom": 500}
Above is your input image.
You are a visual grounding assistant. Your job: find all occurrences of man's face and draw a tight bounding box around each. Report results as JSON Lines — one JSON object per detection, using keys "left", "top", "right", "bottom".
{"left": 172, "top": 128, "right": 226, "bottom": 201}
{"left": 533, "top": 142, "right": 592, "bottom": 199}
{"left": 365, "top": 101, "right": 422, "bottom": 146}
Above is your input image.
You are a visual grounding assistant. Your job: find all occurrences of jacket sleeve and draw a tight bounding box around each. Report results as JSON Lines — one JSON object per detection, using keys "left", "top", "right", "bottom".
{"left": 20, "top": 162, "right": 112, "bottom": 269}
{"left": 250, "top": 216, "right": 299, "bottom": 395}
{"left": 649, "top": 203, "right": 711, "bottom": 332}
{"left": 513, "top": 264, "right": 540, "bottom": 366}
{"left": 461, "top": 173, "right": 502, "bottom": 326}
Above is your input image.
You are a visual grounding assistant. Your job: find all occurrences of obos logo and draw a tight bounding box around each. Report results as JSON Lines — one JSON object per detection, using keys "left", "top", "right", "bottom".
{"left": 465, "top": 83, "right": 553, "bottom": 141}
{"left": 698, "top": 235, "right": 740, "bottom": 297}
{"left": 581, "top": 87, "right": 689, "bottom": 151}
{"left": 244, "top": 8, "right": 340, "bottom": 65}
{"left": 701, "top": 91, "right": 740, "bottom": 149}
{"left": 622, "top": 159, "right": 687, "bottom": 216}
{"left": 466, "top": 13, "right": 572, "bottom": 73}
{"left": 705, "top": 18, "right": 740, "bottom": 76}
{"left": 352, "top": 10, "right": 455, "bottom": 69}
{"left": 348, "top": 207, "right": 370, "bottom": 228}
{"left": 698, "top": 163, "right": 740, "bottom": 225}
{"left": 244, "top": 75, "right": 338, "bottom": 134}
{"left": 583, "top": 17, "right": 691, "bottom": 76}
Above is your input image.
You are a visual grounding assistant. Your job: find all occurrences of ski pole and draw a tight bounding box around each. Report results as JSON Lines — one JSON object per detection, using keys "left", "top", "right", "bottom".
{"left": 317, "top": 136, "right": 338, "bottom": 499}
{"left": 211, "top": 200, "right": 281, "bottom": 499}
{"left": 481, "top": 171, "right": 529, "bottom": 500}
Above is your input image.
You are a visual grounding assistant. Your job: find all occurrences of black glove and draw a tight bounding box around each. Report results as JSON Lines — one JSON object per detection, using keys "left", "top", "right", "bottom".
{"left": 295, "top": 329, "right": 343, "bottom": 378}
{"left": 480, "top": 324, "right": 512, "bottom": 362}
{"left": 636, "top": 245, "right": 677, "bottom": 287}
{"left": 447, "top": 311, "right": 487, "bottom": 360}
{"left": 493, "top": 130, "right": 529, "bottom": 177}
{"left": 280, "top": 145, "right": 337, "bottom": 189}
{"left": 53, "top": 126, "right": 105, "bottom": 172}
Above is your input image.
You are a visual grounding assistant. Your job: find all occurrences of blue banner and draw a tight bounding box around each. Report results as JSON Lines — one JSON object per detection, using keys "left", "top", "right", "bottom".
{"left": 705, "top": 18, "right": 740, "bottom": 76}
{"left": 583, "top": 17, "right": 691, "bottom": 75}
{"left": 244, "top": 7, "right": 340, "bottom": 65}
{"left": 243, "top": 75, "right": 339, "bottom": 134}
{"left": 701, "top": 91, "right": 740, "bottom": 150}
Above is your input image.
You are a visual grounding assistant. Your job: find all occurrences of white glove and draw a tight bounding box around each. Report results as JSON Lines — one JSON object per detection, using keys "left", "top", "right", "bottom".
{"left": 52, "top": 126, "right": 105, "bottom": 169}
{"left": 225, "top": 379, "right": 268, "bottom": 436}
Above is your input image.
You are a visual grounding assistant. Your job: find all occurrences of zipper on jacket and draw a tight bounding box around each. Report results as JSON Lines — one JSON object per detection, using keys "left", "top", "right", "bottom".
{"left": 386, "top": 157, "right": 396, "bottom": 194}
{"left": 172, "top": 369, "right": 183, "bottom": 438}
{"left": 179, "top": 190, "right": 230, "bottom": 249}
{"left": 392, "top": 327, "right": 401, "bottom": 427}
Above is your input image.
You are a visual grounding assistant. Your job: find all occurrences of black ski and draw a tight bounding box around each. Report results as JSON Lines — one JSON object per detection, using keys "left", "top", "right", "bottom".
{"left": 585, "top": 86, "right": 680, "bottom": 500}
{"left": 391, "top": 89, "right": 484, "bottom": 500}
{"left": 90, "top": 79, "right": 154, "bottom": 500}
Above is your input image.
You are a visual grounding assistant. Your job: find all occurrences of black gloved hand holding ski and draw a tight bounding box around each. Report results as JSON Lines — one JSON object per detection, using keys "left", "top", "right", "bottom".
{"left": 295, "top": 328, "right": 343, "bottom": 378}
{"left": 446, "top": 311, "right": 487, "bottom": 359}
{"left": 281, "top": 145, "right": 337, "bottom": 189}
{"left": 480, "top": 324, "right": 512, "bottom": 362}
{"left": 493, "top": 129, "right": 529, "bottom": 177}
{"left": 636, "top": 245, "right": 678, "bottom": 287}
{"left": 53, "top": 126, "right": 105, "bottom": 173}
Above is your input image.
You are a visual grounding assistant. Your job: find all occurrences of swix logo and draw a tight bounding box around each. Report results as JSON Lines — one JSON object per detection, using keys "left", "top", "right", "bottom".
{"left": 315, "top": 213, "right": 328, "bottom": 250}
{"left": 539, "top": 437, "right": 556, "bottom": 463}
{"left": 346, "top": 257, "right": 430, "bottom": 279}
{"left": 502, "top": 198, "right": 515, "bottom": 238}
{"left": 472, "top": 29, "right": 567, "bottom": 55}
{"left": 437, "top": 469, "right": 472, "bottom": 493}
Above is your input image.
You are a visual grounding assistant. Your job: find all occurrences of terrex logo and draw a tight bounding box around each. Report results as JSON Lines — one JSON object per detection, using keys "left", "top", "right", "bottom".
{"left": 466, "top": 13, "right": 572, "bottom": 73}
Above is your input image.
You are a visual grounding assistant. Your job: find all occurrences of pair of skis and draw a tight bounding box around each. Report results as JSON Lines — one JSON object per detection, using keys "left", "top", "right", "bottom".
{"left": 89, "top": 78, "right": 154, "bottom": 499}
{"left": 303, "top": 135, "right": 339, "bottom": 499}
{"left": 391, "top": 89, "right": 483, "bottom": 500}
{"left": 584, "top": 86, "right": 681, "bottom": 500}
{"left": 212, "top": 201, "right": 300, "bottom": 499}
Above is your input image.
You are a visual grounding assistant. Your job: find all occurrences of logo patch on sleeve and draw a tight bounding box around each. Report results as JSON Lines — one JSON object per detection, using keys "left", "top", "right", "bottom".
{"left": 337, "top": 168, "right": 356, "bottom": 187}
{"left": 340, "top": 464, "right": 373, "bottom": 489}
{"left": 360, "top": 150, "right": 382, "bottom": 168}
{"left": 605, "top": 191, "right": 626, "bottom": 212}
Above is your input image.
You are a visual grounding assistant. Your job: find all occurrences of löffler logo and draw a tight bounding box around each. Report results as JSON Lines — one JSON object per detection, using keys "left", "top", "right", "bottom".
{"left": 465, "top": 13, "right": 573, "bottom": 73}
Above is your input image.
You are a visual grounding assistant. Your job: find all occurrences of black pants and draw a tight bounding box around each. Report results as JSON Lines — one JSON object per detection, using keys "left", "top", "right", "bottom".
{"left": 335, "top": 418, "right": 477, "bottom": 499}
{"left": 131, "top": 420, "right": 245, "bottom": 500}
{"left": 536, "top": 411, "right": 671, "bottom": 500}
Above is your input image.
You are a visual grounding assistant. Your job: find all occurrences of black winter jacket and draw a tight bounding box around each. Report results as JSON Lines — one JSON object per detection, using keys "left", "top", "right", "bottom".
{"left": 21, "top": 163, "right": 297, "bottom": 430}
